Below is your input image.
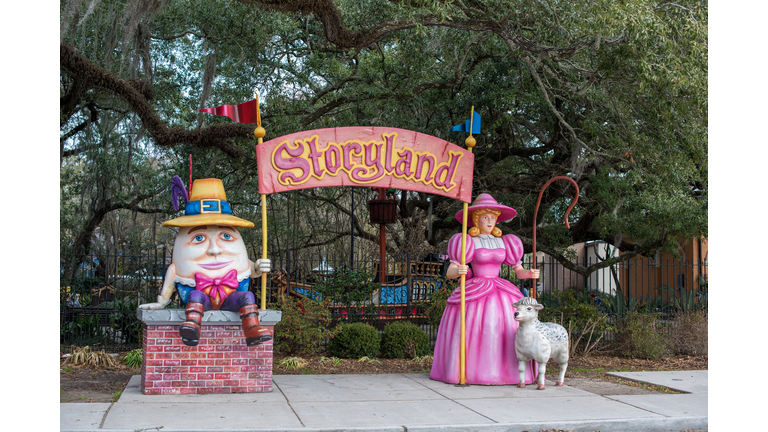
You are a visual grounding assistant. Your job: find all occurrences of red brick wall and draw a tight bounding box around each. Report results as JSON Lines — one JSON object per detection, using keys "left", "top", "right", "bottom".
{"left": 141, "top": 324, "right": 275, "bottom": 395}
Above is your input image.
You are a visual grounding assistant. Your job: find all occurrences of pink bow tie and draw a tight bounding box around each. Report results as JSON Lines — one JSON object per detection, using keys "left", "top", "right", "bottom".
{"left": 195, "top": 269, "right": 238, "bottom": 301}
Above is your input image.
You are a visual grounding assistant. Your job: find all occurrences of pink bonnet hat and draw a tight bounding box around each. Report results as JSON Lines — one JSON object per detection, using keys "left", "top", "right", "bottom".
{"left": 455, "top": 193, "right": 517, "bottom": 227}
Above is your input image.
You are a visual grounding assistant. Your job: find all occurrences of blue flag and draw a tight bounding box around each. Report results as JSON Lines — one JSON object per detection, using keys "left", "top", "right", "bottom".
{"left": 449, "top": 111, "right": 481, "bottom": 134}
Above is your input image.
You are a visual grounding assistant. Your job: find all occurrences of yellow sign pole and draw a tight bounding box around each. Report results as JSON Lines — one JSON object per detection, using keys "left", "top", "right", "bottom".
{"left": 459, "top": 106, "right": 476, "bottom": 386}
{"left": 259, "top": 192, "right": 267, "bottom": 310}
{"left": 253, "top": 95, "right": 269, "bottom": 311}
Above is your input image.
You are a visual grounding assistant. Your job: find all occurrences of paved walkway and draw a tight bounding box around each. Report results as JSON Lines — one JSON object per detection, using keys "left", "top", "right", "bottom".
{"left": 60, "top": 370, "right": 707, "bottom": 432}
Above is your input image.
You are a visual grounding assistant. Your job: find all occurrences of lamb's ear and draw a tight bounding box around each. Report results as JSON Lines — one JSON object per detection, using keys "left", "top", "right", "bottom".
{"left": 511, "top": 301, "right": 520, "bottom": 308}
{"left": 535, "top": 304, "right": 544, "bottom": 311}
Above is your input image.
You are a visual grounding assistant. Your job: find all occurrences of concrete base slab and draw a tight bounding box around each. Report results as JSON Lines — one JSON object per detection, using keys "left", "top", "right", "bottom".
{"left": 606, "top": 370, "right": 708, "bottom": 393}
{"left": 59, "top": 403, "right": 111, "bottom": 430}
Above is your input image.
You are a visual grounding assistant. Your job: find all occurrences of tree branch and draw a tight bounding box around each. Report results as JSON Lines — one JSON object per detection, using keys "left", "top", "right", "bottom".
{"left": 61, "top": 102, "right": 99, "bottom": 162}
{"left": 60, "top": 43, "right": 250, "bottom": 158}
{"left": 531, "top": 238, "right": 667, "bottom": 277}
{"left": 241, "top": 0, "right": 622, "bottom": 58}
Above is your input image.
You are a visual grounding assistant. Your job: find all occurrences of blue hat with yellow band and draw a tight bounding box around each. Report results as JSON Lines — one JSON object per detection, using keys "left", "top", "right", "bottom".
{"left": 162, "top": 178, "right": 254, "bottom": 228}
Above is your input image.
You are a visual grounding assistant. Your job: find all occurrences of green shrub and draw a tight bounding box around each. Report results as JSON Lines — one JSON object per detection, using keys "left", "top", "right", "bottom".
{"left": 66, "top": 275, "right": 105, "bottom": 297}
{"left": 61, "top": 313, "right": 103, "bottom": 346}
{"left": 657, "top": 285, "right": 707, "bottom": 313}
{"left": 535, "top": 290, "right": 612, "bottom": 357}
{"left": 425, "top": 280, "right": 453, "bottom": 327}
{"left": 615, "top": 312, "right": 672, "bottom": 360}
{"left": 274, "top": 297, "right": 332, "bottom": 356}
{"left": 535, "top": 290, "right": 562, "bottom": 310}
{"left": 669, "top": 311, "right": 708, "bottom": 356}
{"left": 586, "top": 288, "right": 639, "bottom": 315}
{"left": 538, "top": 289, "right": 610, "bottom": 334}
{"left": 327, "top": 322, "right": 380, "bottom": 359}
{"left": 380, "top": 321, "right": 430, "bottom": 359}
{"left": 103, "top": 297, "right": 142, "bottom": 345}
{"left": 122, "top": 348, "right": 142, "bottom": 368}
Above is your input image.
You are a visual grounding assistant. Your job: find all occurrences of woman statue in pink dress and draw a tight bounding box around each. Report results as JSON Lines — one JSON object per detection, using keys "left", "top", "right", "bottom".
{"left": 430, "top": 193, "right": 540, "bottom": 385}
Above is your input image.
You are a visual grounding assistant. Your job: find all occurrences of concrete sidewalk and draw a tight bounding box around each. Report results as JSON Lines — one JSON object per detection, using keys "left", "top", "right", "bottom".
{"left": 60, "top": 370, "right": 707, "bottom": 432}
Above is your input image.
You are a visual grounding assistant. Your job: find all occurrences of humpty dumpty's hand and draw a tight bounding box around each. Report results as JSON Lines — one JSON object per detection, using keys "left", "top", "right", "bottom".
{"left": 139, "top": 264, "right": 175, "bottom": 309}
{"left": 138, "top": 295, "right": 171, "bottom": 310}
{"left": 256, "top": 259, "right": 271, "bottom": 274}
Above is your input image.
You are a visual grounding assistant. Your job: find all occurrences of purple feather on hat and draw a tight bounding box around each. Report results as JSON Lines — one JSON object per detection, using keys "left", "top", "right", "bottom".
{"left": 171, "top": 175, "right": 189, "bottom": 212}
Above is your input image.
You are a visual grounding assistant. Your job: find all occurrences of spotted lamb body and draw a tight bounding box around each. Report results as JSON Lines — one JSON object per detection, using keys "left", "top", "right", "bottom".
{"left": 512, "top": 297, "right": 569, "bottom": 390}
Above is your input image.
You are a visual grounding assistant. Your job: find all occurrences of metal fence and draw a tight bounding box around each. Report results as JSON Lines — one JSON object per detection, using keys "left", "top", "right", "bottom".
{"left": 60, "top": 245, "right": 707, "bottom": 352}
{"left": 530, "top": 247, "right": 708, "bottom": 318}
{"left": 270, "top": 249, "right": 447, "bottom": 339}
{"left": 60, "top": 246, "right": 169, "bottom": 352}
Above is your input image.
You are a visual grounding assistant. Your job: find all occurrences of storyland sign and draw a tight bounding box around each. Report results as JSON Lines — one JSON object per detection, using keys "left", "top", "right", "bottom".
{"left": 255, "top": 127, "right": 475, "bottom": 202}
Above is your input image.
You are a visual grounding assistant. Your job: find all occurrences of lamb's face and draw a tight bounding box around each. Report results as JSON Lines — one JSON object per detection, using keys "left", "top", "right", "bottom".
{"left": 513, "top": 301, "right": 543, "bottom": 323}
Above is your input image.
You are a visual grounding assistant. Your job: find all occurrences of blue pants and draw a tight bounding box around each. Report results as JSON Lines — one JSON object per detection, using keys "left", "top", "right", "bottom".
{"left": 187, "top": 290, "right": 255, "bottom": 312}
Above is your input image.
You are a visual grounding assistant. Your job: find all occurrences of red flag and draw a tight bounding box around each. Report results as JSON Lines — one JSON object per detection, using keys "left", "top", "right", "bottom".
{"left": 199, "top": 98, "right": 260, "bottom": 124}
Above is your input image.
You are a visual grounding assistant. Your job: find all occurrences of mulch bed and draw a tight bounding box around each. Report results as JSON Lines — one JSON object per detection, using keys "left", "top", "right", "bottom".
{"left": 567, "top": 354, "right": 708, "bottom": 372}
{"left": 272, "top": 353, "right": 708, "bottom": 376}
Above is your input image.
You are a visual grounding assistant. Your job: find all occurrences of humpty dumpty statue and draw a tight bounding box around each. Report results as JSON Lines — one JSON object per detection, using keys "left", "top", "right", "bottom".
{"left": 139, "top": 178, "right": 272, "bottom": 347}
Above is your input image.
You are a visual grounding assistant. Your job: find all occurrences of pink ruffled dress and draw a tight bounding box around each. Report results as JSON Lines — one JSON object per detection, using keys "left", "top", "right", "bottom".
{"left": 429, "top": 233, "right": 536, "bottom": 385}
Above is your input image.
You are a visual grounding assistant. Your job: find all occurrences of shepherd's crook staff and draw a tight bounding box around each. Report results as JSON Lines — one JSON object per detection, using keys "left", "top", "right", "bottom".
{"left": 459, "top": 106, "right": 477, "bottom": 386}
{"left": 252, "top": 96, "right": 269, "bottom": 310}
{"left": 531, "top": 176, "right": 580, "bottom": 300}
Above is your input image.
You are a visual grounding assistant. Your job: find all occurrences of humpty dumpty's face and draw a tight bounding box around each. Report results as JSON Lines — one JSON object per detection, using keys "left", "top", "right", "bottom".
{"left": 477, "top": 213, "right": 497, "bottom": 235}
{"left": 172, "top": 225, "right": 250, "bottom": 279}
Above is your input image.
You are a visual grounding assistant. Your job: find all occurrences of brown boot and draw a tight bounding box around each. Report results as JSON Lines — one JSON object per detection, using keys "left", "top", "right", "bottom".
{"left": 239, "top": 304, "right": 272, "bottom": 346}
{"left": 179, "top": 301, "right": 204, "bottom": 346}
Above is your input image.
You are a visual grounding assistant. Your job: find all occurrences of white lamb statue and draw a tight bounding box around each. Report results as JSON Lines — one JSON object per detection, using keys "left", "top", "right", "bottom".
{"left": 512, "top": 297, "right": 569, "bottom": 390}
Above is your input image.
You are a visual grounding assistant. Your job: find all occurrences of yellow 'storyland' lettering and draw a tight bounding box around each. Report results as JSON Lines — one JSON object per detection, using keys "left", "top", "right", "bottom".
{"left": 270, "top": 132, "right": 463, "bottom": 192}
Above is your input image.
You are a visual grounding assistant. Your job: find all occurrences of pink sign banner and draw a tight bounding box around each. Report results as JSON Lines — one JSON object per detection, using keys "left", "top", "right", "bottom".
{"left": 256, "top": 127, "right": 474, "bottom": 202}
